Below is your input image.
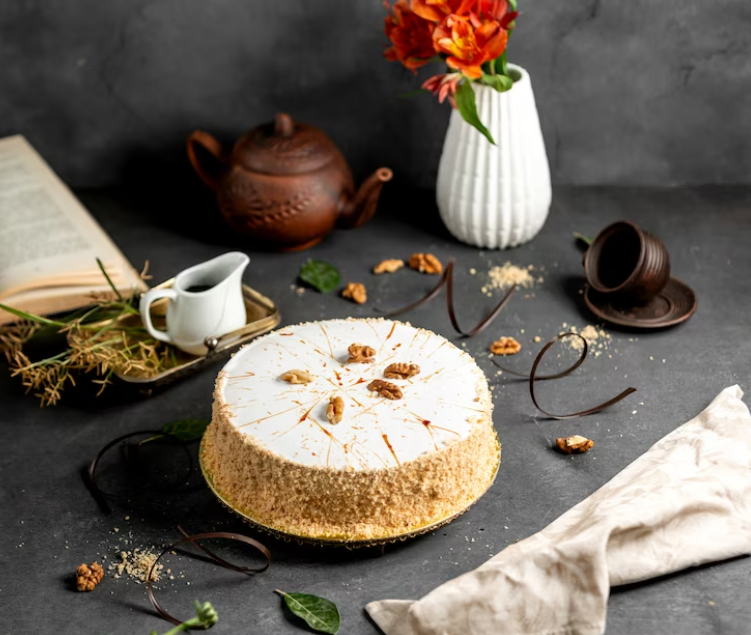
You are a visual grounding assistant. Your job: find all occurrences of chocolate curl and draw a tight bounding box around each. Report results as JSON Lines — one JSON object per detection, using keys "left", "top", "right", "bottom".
{"left": 492, "top": 332, "right": 637, "bottom": 419}
{"left": 174, "top": 525, "right": 265, "bottom": 575}
{"left": 382, "top": 260, "right": 517, "bottom": 337}
{"left": 444, "top": 261, "right": 517, "bottom": 337}
{"left": 146, "top": 529, "right": 271, "bottom": 628}
{"left": 87, "top": 430, "right": 193, "bottom": 515}
{"left": 382, "top": 267, "right": 449, "bottom": 317}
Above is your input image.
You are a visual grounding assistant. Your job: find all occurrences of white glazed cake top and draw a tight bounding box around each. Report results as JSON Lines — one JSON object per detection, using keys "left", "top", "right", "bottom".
{"left": 217, "top": 319, "right": 489, "bottom": 470}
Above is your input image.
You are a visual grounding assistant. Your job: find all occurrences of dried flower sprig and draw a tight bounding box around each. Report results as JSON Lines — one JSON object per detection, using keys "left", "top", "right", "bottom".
{"left": 0, "top": 259, "right": 179, "bottom": 406}
{"left": 0, "top": 320, "right": 40, "bottom": 360}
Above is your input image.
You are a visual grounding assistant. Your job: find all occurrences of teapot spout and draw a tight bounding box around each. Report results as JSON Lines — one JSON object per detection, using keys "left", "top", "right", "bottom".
{"left": 338, "top": 168, "right": 393, "bottom": 229}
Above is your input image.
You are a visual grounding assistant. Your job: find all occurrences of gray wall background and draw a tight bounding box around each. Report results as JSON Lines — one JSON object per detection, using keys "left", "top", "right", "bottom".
{"left": 1, "top": 0, "right": 749, "bottom": 189}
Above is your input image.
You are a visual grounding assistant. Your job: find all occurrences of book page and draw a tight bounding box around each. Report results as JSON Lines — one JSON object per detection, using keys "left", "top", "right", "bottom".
{"left": 0, "top": 135, "right": 141, "bottom": 300}
{"left": 0, "top": 283, "right": 120, "bottom": 326}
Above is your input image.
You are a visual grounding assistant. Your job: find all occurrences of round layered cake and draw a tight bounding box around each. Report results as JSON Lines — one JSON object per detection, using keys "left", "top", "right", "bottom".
{"left": 201, "top": 318, "right": 500, "bottom": 542}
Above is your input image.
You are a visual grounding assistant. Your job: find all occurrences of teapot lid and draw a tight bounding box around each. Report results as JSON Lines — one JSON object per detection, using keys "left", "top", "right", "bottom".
{"left": 231, "top": 113, "right": 339, "bottom": 176}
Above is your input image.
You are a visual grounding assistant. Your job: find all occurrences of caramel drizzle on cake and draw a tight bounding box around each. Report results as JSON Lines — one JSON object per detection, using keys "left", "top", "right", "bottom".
{"left": 381, "top": 433, "right": 400, "bottom": 465}
{"left": 318, "top": 323, "right": 337, "bottom": 360}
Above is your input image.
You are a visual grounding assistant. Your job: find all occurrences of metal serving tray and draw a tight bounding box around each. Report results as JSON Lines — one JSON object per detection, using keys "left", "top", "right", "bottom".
{"left": 115, "top": 280, "right": 279, "bottom": 394}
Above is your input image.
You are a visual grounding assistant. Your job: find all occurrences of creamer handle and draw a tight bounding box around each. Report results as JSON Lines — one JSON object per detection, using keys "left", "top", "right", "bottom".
{"left": 139, "top": 288, "right": 178, "bottom": 344}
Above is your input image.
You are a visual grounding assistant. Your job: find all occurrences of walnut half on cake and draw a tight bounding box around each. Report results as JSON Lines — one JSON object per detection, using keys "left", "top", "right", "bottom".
{"left": 202, "top": 318, "right": 500, "bottom": 543}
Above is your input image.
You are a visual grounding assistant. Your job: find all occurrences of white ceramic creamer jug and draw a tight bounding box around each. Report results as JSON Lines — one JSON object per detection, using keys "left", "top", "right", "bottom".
{"left": 140, "top": 252, "right": 249, "bottom": 355}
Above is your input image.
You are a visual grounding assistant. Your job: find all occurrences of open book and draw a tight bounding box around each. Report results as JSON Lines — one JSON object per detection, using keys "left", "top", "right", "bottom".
{"left": 0, "top": 135, "right": 146, "bottom": 326}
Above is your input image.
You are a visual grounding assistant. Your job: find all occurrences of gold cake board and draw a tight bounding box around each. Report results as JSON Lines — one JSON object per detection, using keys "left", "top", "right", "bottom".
{"left": 199, "top": 436, "right": 501, "bottom": 549}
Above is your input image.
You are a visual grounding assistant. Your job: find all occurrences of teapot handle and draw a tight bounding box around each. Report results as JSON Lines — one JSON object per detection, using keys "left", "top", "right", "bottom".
{"left": 186, "top": 130, "right": 225, "bottom": 191}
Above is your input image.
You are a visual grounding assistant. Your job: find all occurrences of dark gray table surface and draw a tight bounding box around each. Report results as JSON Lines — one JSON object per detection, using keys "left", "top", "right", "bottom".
{"left": 2, "top": 185, "right": 751, "bottom": 635}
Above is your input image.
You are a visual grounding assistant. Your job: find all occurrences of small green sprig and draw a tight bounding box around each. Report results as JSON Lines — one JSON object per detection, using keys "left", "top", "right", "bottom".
{"left": 140, "top": 418, "right": 210, "bottom": 445}
{"left": 150, "top": 601, "right": 218, "bottom": 635}
{"left": 573, "top": 232, "right": 594, "bottom": 246}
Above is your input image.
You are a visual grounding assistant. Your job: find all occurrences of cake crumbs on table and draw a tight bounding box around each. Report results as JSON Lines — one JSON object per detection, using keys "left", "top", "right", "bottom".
{"left": 109, "top": 547, "right": 163, "bottom": 584}
{"left": 560, "top": 324, "right": 612, "bottom": 357}
{"left": 480, "top": 262, "right": 542, "bottom": 295}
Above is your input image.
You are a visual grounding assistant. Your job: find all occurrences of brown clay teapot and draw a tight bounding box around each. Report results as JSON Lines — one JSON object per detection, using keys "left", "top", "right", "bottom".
{"left": 187, "top": 113, "right": 393, "bottom": 251}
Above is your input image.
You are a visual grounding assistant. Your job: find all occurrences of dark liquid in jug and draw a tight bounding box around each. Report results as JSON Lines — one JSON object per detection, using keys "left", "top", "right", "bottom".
{"left": 186, "top": 284, "right": 214, "bottom": 293}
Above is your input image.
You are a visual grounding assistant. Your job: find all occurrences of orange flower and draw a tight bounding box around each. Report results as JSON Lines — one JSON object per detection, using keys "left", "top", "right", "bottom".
{"left": 384, "top": 0, "right": 437, "bottom": 71}
{"left": 433, "top": 14, "right": 508, "bottom": 79}
{"left": 477, "top": 0, "right": 505, "bottom": 20}
{"left": 476, "top": 0, "right": 517, "bottom": 28}
{"left": 411, "top": 0, "right": 475, "bottom": 22}
{"left": 422, "top": 73, "right": 462, "bottom": 106}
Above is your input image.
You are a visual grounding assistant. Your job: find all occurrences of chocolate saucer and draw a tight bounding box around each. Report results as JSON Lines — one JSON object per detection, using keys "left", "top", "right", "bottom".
{"left": 584, "top": 277, "right": 697, "bottom": 329}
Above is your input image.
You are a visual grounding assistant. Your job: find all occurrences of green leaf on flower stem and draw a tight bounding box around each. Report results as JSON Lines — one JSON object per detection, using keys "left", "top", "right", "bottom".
{"left": 480, "top": 73, "right": 514, "bottom": 93}
{"left": 299, "top": 259, "right": 341, "bottom": 294}
{"left": 454, "top": 82, "right": 495, "bottom": 145}
{"left": 508, "top": 0, "right": 517, "bottom": 10}
{"left": 140, "top": 418, "right": 210, "bottom": 445}
{"left": 276, "top": 590, "right": 340, "bottom": 634}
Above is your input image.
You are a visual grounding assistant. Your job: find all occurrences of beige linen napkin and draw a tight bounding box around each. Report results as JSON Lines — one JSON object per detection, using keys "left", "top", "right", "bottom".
{"left": 367, "top": 385, "right": 751, "bottom": 635}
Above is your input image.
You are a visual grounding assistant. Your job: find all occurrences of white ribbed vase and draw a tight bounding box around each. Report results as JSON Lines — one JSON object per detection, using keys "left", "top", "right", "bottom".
{"left": 437, "top": 65, "right": 552, "bottom": 249}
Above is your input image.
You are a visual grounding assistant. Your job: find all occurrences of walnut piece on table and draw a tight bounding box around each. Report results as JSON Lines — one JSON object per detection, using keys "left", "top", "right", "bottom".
{"left": 408, "top": 253, "right": 443, "bottom": 275}
{"left": 489, "top": 336, "right": 522, "bottom": 356}
{"left": 76, "top": 562, "right": 104, "bottom": 592}
{"left": 346, "top": 343, "right": 376, "bottom": 364}
{"left": 555, "top": 435, "right": 594, "bottom": 454}
{"left": 327, "top": 395, "right": 345, "bottom": 424}
{"left": 384, "top": 362, "right": 420, "bottom": 379}
{"left": 367, "top": 379, "right": 403, "bottom": 400}
{"left": 280, "top": 369, "right": 314, "bottom": 384}
{"left": 342, "top": 282, "right": 367, "bottom": 304}
{"left": 373, "top": 259, "right": 404, "bottom": 274}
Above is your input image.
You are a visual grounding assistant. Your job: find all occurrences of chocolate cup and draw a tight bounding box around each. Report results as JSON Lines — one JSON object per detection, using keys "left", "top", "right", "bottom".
{"left": 584, "top": 221, "right": 670, "bottom": 306}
